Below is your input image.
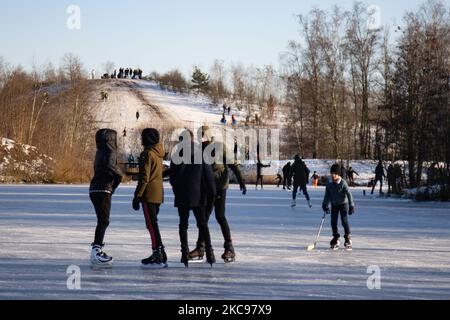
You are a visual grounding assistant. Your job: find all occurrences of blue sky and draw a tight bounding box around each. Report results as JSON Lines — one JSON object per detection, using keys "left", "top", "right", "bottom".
{"left": 0, "top": 0, "right": 434, "bottom": 76}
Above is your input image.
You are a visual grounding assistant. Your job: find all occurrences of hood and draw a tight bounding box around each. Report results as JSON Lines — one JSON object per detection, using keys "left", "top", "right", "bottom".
{"left": 294, "top": 155, "right": 301, "bottom": 163}
{"left": 142, "top": 128, "right": 160, "bottom": 147}
{"left": 96, "top": 129, "right": 117, "bottom": 151}
{"left": 149, "top": 142, "right": 165, "bottom": 159}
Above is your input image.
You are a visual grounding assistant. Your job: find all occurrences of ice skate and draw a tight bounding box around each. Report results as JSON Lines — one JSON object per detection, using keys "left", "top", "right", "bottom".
{"left": 344, "top": 235, "right": 353, "bottom": 251}
{"left": 90, "top": 243, "right": 113, "bottom": 268}
{"left": 222, "top": 242, "right": 236, "bottom": 263}
{"left": 141, "top": 246, "right": 168, "bottom": 269}
{"left": 330, "top": 234, "right": 340, "bottom": 251}
{"left": 188, "top": 244, "right": 205, "bottom": 263}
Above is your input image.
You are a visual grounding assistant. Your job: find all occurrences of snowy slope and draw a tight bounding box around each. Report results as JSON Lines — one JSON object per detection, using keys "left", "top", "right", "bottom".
{"left": 0, "top": 138, "right": 53, "bottom": 183}
{"left": 0, "top": 184, "right": 449, "bottom": 299}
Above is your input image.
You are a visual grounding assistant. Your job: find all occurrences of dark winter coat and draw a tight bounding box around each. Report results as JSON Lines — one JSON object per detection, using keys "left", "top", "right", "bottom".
{"left": 282, "top": 163, "right": 292, "bottom": 178}
{"left": 202, "top": 141, "right": 245, "bottom": 190}
{"left": 375, "top": 163, "right": 385, "bottom": 179}
{"left": 257, "top": 161, "right": 270, "bottom": 177}
{"left": 170, "top": 143, "right": 216, "bottom": 208}
{"left": 89, "top": 129, "right": 123, "bottom": 194}
{"left": 134, "top": 143, "right": 165, "bottom": 204}
{"left": 322, "top": 178, "right": 355, "bottom": 208}
{"left": 291, "top": 159, "right": 310, "bottom": 186}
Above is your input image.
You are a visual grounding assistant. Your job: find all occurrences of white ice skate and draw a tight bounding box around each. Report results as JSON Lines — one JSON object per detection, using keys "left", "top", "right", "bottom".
{"left": 90, "top": 244, "right": 113, "bottom": 268}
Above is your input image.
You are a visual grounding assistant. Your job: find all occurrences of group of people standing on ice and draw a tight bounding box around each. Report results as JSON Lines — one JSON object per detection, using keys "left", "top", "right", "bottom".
{"left": 88, "top": 126, "right": 247, "bottom": 268}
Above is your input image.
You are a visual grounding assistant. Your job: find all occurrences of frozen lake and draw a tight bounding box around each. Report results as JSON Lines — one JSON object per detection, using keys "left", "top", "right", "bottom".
{"left": 1, "top": 183, "right": 450, "bottom": 300}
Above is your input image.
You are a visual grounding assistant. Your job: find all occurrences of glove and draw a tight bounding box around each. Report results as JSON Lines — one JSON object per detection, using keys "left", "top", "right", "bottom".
{"left": 240, "top": 184, "right": 247, "bottom": 195}
{"left": 322, "top": 204, "right": 330, "bottom": 214}
{"left": 349, "top": 206, "right": 355, "bottom": 215}
{"left": 132, "top": 197, "right": 141, "bottom": 211}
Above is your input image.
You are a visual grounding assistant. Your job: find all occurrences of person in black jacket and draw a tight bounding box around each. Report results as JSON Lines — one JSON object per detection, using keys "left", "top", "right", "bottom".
{"left": 170, "top": 130, "right": 217, "bottom": 267}
{"left": 290, "top": 155, "right": 312, "bottom": 208}
{"left": 347, "top": 166, "right": 359, "bottom": 187}
{"left": 255, "top": 159, "right": 271, "bottom": 190}
{"left": 89, "top": 129, "right": 123, "bottom": 267}
{"left": 282, "top": 162, "right": 292, "bottom": 190}
{"left": 189, "top": 125, "right": 247, "bottom": 263}
{"left": 371, "top": 160, "right": 386, "bottom": 195}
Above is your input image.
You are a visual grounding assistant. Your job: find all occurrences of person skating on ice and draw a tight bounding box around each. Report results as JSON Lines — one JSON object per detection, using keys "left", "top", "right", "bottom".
{"left": 132, "top": 128, "right": 167, "bottom": 268}
{"left": 282, "top": 162, "right": 292, "bottom": 190}
{"left": 89, "top": 129, "right": 123, "bottom": 267}
{"left": 371, "top": 160, "right": 386, "bottom": 195}
{"left": 255, "top": 159, "right": 271, "bottom": 190}
{"left": 322, "top": 163, "right": 355, "bottom": 250}
{"left": 189, "top": 125, "right": 247, "bottom": 263}
{"left": 290, "top": 155, "right": 312, "bottom": 208}
{"left": 169, "top": 130, "right": 217, "bottom": 267}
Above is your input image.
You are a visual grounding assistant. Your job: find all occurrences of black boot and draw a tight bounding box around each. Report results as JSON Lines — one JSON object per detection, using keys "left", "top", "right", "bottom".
{"left": 330, "top": 233, "right": 340, "bottom": 250}
{"left": 142, "top": 248, "right": 165, "bottom": 267}
{"left": 344, "top": 234, "right": 352, "bottom": 251}
{"left": 205, "top": 247, "right": 215, "bottom": 267}
{"left": 159, "top": 245, "right": 167, "bottom": 263}
{"left": 180, "top": 245, "right": 189, "bottom": 268}
{"left": 222, "top": 242, "right": 236, "bottom": 263}
{"left": 189, "top": 242, "right": 205, "bottom": 261}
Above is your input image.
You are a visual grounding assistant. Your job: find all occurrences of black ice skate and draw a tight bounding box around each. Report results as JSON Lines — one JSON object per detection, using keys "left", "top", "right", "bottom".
{"left": 222, "top": 242, "right": 236, "bottom": 263}
{"left": 188, "top": 244, "right": 205, "bottom": 263}
{"left": 330, "top": 234, "right": 340, "bottom": 251}
{"left": 181, "top": 246, "right": 189, "bottom": 268}
{"left": 141, "top": 246, "right": 168, "bottom": 269}
{"left": 344, "top": 235, "right": 353, "bottom": 251}
{"left": 206, "top": 247, "right": 216, "bottom": 267}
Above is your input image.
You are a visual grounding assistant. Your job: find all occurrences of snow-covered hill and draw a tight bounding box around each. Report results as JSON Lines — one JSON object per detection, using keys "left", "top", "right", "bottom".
{"left": 0, "top": 138, "right": 54, "bottom": 183}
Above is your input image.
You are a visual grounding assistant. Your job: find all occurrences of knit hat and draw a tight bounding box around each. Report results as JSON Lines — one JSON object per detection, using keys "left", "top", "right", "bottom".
{"left": 330, "top": 163, "right": 341, "bottom": 175}
{"left": 141, "top": 128, "right": 160, "bottom": 147}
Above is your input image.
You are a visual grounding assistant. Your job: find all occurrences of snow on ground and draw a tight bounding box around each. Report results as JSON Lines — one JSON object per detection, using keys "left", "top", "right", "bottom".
{"left": 135, "top": 81, "right": 247, "bottom": 127}
{"left": 1, "top": 184, "right": 450, "bottom": 300}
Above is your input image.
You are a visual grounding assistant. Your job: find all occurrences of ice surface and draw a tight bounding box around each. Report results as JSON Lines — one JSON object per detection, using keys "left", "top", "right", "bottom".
{"left": 0, "top": 184, "right": 449, "bottom": 300}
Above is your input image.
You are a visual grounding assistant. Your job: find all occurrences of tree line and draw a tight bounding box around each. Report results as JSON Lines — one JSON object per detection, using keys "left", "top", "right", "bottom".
{"left": 0, "top": 53, "right": 96, "bottom": 182}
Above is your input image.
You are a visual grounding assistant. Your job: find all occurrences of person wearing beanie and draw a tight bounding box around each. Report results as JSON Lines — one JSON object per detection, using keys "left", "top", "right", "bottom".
{"left": 188, "top": 125, "right": 247, "bottom": 263}
{"left": 133, "top": 128, "right": 167, "bottom": 268}
{"left": 169, "top": 130, "right": 217, "bottom": 267}
{"left": 322, "top": 163, "right": 355, "bottom": 250}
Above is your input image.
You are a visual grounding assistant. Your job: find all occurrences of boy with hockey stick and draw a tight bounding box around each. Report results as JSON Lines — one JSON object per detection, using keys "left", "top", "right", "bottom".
{"left": 322, "top": 163, "right": 355, "bottom": 250}
{"left": 132, "top": 128, "right": 167, "bottom": 268}
{"left": 89, "top": 129, "right": 123, "bottom": 267}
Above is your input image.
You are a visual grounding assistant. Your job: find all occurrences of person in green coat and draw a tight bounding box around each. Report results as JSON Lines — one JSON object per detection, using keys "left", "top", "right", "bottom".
{"left": 189, "top": 125, "right": 247, "bottom": 263}
{"left": 132, "top": 128, "right": 167, "bottom": 268}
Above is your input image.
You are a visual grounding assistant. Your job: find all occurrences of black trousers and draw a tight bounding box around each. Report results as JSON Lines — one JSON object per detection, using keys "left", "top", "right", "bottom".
{"left": 331, "top": 204, "right": 351, "bottom": 237}
{"left": 371, "top": 178, "right": 383, "bottom": 194}
{"left": 283, "top": 176, "right": 291, "bottom": 189}
{"left": 90, "top": 192, "right": 112, "bottom": 246}
{"left": 197, "top": 189, "right": 232, "bottom": 246}
{"left": 256, "top": 175, "right": 264, "bottom": 188}
{"left": 142, "top": 202, "right": 163, "bottom": 250}
{"left": 292, "top": 183, "right": 310, "bottom": 201}
{"left": 178, "top": 206, "right": 212, "bottom": 252}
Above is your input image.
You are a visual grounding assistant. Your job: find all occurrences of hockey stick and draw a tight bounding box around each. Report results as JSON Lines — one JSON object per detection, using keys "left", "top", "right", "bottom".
{"left": 307, "top": 212, "right": 327, "bottom": 251}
